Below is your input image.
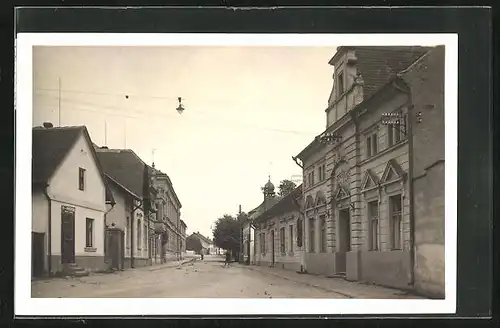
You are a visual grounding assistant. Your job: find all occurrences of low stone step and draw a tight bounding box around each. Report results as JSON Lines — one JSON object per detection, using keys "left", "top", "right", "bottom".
{"left": 72, "top": 270, "right": 89, "bottom": 277}
{"left": 327, "top": 273, "right": 347, "bottom": 279}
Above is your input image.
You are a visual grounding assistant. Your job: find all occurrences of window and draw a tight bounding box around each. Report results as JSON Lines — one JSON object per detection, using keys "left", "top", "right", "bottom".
{"left": 296, "top": 218, "right": 303, "bottom": 247}
{"left": 400, "top": 114, "right": 408, "bottom": 141}
{"left": 318, "top": 164, "right": 326, "bottom": 182}
{"left": 144, "top": 222, "right": 148, "bottom": 250}
{"left": 309, "top": 218, "right": 315, "bottom": 253}
{"left": 137, "top": 220, "right": 141, "bottom": 250}
{"left": 368, "top": 201, "right": 379, "bottom": 251}
{"left": 85, "top": 218, "right": 94, "bottom": 248}
{"left": 312, "top": 171, "right": 315, "bottom": 185}
{"left": 337, "top": 71, "right": 345, "bottom": 96}
{"left": 78, "top": 168, "right": 86, "bottom": 191}
{"left": 390, "top": 194, "right": 403, "bottom": 250}
{"left": 289, "top": 225, "right": 294, "bottom": 253}
{"left": 280, "top": 227, "right": 285, "bottom": 254}
{"left": 387, "top": 115, "right": 404, "bottom": 147}
{"left": 319, "top": 215, "right": 327, "bottom": 252}
{"left": 125, "top": 217, "right": 130, "bottom": 248}
{"left": 388, "top": 124, "right": 394, "bottom": 147}
{"left": 260, "top": 233, "right": 266, "bottom": 254}
{"left": 366, "top": 133, "right": 378, "bottom": 158}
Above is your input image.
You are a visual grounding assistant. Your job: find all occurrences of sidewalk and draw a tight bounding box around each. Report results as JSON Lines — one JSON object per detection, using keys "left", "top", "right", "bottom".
{"left": 239, "top": 264, "right": 424, "bottom": 299}
{"left": 32, "top": 257, "right": 197, "bottom": 285}
{"left": 147, "top": 258, "right": 196, "bottom": 272}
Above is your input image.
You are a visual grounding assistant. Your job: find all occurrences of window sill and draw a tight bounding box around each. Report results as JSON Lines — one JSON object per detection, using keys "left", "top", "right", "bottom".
{"left": 84, "top": 247, "right": 97, "bottom": 253}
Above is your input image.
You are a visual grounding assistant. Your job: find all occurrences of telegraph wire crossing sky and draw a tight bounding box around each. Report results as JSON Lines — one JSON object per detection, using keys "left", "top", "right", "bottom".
{"left": 34, "top": 89, "right": 319, "bottom": 137}
{"left": 33, "top": 45, "right": 335, "bottom": 237}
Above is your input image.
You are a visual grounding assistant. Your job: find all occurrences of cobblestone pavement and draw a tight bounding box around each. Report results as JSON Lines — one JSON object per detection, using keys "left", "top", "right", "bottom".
{"left": 31, "top": 256, "right": 423, "bottom": 299}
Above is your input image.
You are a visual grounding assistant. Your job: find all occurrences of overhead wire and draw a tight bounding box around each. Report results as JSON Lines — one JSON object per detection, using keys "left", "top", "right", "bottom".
{"left": 35, "top": 92, "right": 319, "bottom": 137}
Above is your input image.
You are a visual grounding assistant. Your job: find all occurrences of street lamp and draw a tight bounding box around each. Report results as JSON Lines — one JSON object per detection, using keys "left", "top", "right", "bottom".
{"left": 176, "top": 97, "right": 185, "bottom": 115}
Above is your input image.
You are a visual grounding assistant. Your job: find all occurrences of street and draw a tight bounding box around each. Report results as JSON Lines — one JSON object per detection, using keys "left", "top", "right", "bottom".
{"left": 31, "top": 255, "right": 423, "bottom": 299}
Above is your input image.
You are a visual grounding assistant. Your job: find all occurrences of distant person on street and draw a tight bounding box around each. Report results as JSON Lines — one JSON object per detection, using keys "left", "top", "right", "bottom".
{"left": 224, "top": 251, "right": 231, "bottom": 267}
{"left": 200, "top": 252, "right": 204, "bottom": 260}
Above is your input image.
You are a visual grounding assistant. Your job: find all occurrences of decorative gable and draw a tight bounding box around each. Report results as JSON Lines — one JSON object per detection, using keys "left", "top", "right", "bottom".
{"left": 361, "top": 169, "right": 380, "bottom": 191}
{"left": 335, "top": 184, "right": 350, "bottom": 200}
{"left": 380, "top": 159, "right": 405, "bottom": 184}
{"left": 314, "top": 191, "right": 327, "bottom": 207}
{"left": 305, "top": 195, "right": 315, "bottom": 209}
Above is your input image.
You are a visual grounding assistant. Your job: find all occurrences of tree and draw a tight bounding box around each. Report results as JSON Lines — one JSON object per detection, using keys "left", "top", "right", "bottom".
{"left": 186, "top": 235, "right": 203, "bottom": 254}
{"left": 278, "top": 179, "right": 297, "bottom": 197}
{"left": 212, "top": 214, "right": 241, "bottom": 254}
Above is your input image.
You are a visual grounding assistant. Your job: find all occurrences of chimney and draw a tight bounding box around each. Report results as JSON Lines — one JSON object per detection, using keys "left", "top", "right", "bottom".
{"left": 42, "top": 122, "right": 53, "bottom": 128}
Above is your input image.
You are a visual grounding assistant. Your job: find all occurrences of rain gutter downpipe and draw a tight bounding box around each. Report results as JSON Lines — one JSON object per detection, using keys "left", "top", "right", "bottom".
{"left": 393, "top": 79, "right": 416, "bottom": 287}
{"left": 42, "top": 184, "right": 52, "bottom": 277}
{"left": 130, "top": 199, "right": 142, "bottom": 268}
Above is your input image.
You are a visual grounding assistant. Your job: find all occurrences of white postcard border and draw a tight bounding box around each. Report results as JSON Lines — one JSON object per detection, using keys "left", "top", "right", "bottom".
{"left": 15, "top": 33, "right": 457, "bottom": 316}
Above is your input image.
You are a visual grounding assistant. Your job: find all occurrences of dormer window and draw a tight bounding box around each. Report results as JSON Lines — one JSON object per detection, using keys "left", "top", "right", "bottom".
{"left": 337, "top": 70, "right": 345, "bottom": 97}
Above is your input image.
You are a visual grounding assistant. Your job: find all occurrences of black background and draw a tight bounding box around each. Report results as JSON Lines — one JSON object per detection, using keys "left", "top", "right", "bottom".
{"left": 2, "top": 5, "right": 495, "bottom": 324}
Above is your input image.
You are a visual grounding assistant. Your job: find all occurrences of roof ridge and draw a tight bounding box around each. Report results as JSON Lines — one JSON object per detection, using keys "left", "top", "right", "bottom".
{"left": 397, "top": 48, "right": 433, "bottom": 76}
{"left": 33, "top": 125, "right": 85, "bottom": 131}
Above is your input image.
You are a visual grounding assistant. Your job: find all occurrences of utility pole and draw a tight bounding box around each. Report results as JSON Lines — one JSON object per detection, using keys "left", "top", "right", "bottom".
{"left": 57, "top": 78, "right": 61, "bottom": 127}
{"left": 104, "top": 120, "right": 107, "bottom": 146}
{"left": 124, "top": 119, "right": 127, "bottom": 148}
{"left": 247, "top": 215, "right": 251, "bottom": 265}
{"left": 238, "top": 205, "right": 242, "bottom": 263}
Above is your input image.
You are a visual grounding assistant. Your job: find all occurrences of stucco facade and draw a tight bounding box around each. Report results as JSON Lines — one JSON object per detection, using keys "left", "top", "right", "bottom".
{"left": 295, "top": 46, "right": 443, "bottom": 293}
{"left": 151, "top": 171, "right": 184, "bottom": 262}
{"left": 401, "top": 46, "right": 445, "bottom": 298}
{"left": 255, "top": 210, "right": 304, "bottom": 272}
{"left": 32, "top": 130, "right": 109, "bottom": 275}
{"left": 252, "top": 184, "right": 305, "bottom": 273}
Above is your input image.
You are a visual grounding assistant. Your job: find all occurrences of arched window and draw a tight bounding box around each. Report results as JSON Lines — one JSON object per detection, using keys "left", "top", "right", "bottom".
{"left": 137, "top": 220, "right": 141, "bottom": 251}
{"left": 296, "top": 216, "right": 303, "bottom": 247}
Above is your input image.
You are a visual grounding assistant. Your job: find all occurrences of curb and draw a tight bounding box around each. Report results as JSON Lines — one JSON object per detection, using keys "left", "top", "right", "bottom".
{"left": 244, "top": 266, "right": 355, "bottom": 298}
{"left": 148, "top": 258, "right": 196, "bottom": 272}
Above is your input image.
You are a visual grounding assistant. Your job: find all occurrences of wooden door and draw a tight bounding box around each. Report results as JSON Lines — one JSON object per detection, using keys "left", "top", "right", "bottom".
{"left": 61, "top": 206, "right": 75, "bottom": 264}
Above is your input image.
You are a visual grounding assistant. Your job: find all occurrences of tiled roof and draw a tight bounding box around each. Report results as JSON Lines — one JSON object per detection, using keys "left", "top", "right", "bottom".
{"left": 95, "top": 149, "right": 147, "bottom": 198}
{"left": 248, "top": 197, "right": 281, "bottom": 221}
{"left": 191, "top": 232, "right": 212, "bottom": 244}
{"left": 32, "top": 126, "right": 83, "bottom": 184}
{"left": 297, "top": 47, "right": 431, "bottom": 162}
{"left": 105, "top": 173, "right": 141, "bottom": 200}
{"left": 349, "top": 46, "right": 431, "bottom": 100}
{"left": 32, "top": 125, "right": 115, "bottom": 204}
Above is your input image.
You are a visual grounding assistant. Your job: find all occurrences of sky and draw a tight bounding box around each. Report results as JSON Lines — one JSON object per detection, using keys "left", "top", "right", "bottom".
{"left": 33, "top": 45, "right": 336, "bottom": 238}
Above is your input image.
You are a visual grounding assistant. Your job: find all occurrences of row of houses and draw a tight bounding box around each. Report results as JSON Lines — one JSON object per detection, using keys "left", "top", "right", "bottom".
{"left": 31, "top": 123, "right": 187, "bottom": 277}
{"left": 187, "top": 232, "right": 219, "bottom": 255}
{"left": 242, "top": 45, "right": 445, "bottom": 299}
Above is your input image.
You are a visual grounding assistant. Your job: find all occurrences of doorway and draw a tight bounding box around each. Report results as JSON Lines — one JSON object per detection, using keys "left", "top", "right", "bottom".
{"left": 336, "top": 208, "right": 351, "bottom": 274}
{"left": 61, "top": 206, "right": 76, "bottom": 264}
{"left": 32, "top": 232, "right": 45, "bottom": 277}
{"left": 270, "top": 230, "right": 275, "bottom": 266}
{"left": 106, "top": 228, "right": 125, "bottom": 270}
{"left": 338, "top": 209, "right": 351, "bottom": 252}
